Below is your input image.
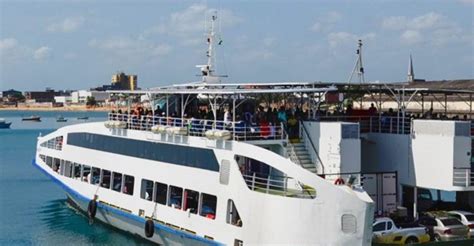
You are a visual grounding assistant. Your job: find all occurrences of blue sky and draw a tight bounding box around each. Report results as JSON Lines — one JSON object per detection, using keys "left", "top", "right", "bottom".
{"left": 0, "top": 0, "right": 472, "bottom": 91}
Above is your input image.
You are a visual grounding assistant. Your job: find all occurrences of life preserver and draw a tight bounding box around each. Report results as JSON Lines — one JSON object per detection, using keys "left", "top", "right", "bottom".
{"left": 145, "top": 219, "right": 155, "bottom": 238}
{"left": 87, "top": 200, "right": 97, "bottom": 219}
{"left": 334, "top": 178, "right": 345, "bottom": 185}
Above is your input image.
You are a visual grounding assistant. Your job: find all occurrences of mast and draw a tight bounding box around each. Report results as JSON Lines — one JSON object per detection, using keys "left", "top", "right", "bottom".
{"left": 348, "top": 39, "right": 365, "bottom": 84}
{"left": 196, "top": 11, "right": 224, "bottom": 84}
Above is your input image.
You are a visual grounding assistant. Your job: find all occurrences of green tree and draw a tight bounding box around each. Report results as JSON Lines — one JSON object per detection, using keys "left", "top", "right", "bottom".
{"left": 86, "top": 96, "right": 97, "bottom": 107}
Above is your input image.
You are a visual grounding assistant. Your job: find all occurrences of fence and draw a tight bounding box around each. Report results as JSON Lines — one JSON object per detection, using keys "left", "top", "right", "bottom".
{"left": 453, "top": 167, "right": 474, "bottom": 187}
{"left": 107, "top": 113, "right": 285, "bottom": 141}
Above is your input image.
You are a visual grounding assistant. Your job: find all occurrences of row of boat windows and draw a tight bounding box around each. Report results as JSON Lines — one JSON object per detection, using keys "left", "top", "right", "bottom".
{"left": 140, "top": 179, "right": 217, "bottom": 220}
{"left": 40, "top": 155, "right": 135, "bottom": 195}
{"left": 39, "top": 154, "right": 242, "bottom": 226}
{"left": 67, "top": 132, "right": 220, "bottom": 172}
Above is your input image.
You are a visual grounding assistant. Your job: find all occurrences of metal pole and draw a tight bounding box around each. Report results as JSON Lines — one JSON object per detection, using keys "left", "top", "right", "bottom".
{"left": 413, "top": 186, "right": 418, "bottom": 219}
{"left": 444, "top": 94, "right": 448, "bottom": 116}
{"left": 470, "top": 94, "right": 472, "bottom": 120}
{"left": 233, "top": 97, "right": 236, "bottom": 140}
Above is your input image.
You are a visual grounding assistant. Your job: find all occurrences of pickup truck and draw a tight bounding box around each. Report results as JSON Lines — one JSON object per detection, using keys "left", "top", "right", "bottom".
{"left": 372, "top": 217, "right": 431, "bottom": 244}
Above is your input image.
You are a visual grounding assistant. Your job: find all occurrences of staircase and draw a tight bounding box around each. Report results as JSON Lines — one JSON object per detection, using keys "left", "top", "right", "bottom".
{"left": 287, "top": 140, "right": 318, "bottom": 173}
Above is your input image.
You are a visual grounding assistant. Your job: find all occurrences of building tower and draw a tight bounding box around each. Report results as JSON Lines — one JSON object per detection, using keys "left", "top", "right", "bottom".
{"left": 407, "top": 54, "right": 415, "bottom": 83}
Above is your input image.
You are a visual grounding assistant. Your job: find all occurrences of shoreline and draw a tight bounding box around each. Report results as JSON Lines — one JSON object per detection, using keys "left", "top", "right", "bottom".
{"left": 0, "top": 106, "right": 116, "bottom": 112}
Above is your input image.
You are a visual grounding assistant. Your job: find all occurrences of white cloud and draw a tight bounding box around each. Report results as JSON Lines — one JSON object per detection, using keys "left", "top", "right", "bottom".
{"left": 400, "top": 30, "right": 422, "bottom": 44}
{"left": 327, "top": 32, "right": 376, "bottom": 47}
{"left": 0, "top": 38, "right": 31, "bottom": 62}
{"left": 33, "top": 46, "right": 52, "bottom": 60}
{"left": 141, "top": 4, "right": 242, "bottom": 44}
{"left": 382, "top": 12, "right": 468, "bottom": 46}
{"left": 262, "top": 37, "right": 276, "bottom": 47}
{"left": 47, "top": 17, "right": 85, "bottom": 33}
{"left": 310, "top": 11, "right": 342, "bottom": 32}
{"left": 0, "top": 38, "right": 18, "bottom": 51}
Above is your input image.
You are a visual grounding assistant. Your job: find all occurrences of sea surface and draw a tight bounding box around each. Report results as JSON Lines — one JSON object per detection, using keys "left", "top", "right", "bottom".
{"left": 0, "top": 110, "right": 467, "bottom": 245}
{"left": 0, "top": 110, "right": 152, "bottom": 245}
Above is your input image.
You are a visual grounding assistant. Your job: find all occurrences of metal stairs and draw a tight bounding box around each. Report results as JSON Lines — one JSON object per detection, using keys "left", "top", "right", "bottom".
{"left": 287, "top": 141, "right": 318, "bottom": 173}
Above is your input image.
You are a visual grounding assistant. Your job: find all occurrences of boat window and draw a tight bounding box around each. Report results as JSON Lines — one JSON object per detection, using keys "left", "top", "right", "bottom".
{"left": 91, "top": 167, "right": 101, "bottom": 185}
{"left": 184, "top": 189, "right": 199, "bottom": 214}
{"left": 67, "top": 132, "right": 219, "bottom": 172}
{"left": 53, "top": 158, "right": 61, "bottom": 173}
{"left": 155, "top": 182, "right": 168, "bottom": 205}
{"left": 141, "top": 179, "right": 154, "bottom": 201}
{"left": 168, "top": 186, "right": 183, "bottom": 209}
{"left": 226, "top": 199, "right": 242, "bottom": 227}
{"left": 46, "top": 156, "right": 53, "bottom": 168}
{"left": 82, "top": 165, "right": 91, "bottom": 183}
{"left": 200, "top": 193, "right": 217, "bottom": 220}
{"left": 64, "top": 161, "right": 73, "bottom": 178}
{"left": 101, "top": 169, "right": 111, "bottom": 189}
{"left": 373, "top": 222, "right": 386, "bottom": 232}
{"left": 112, "top": 172, "right": 122, "bottom": 192}
{"left": 73, "top": 163, "right": 81, "bottom": 180}
{"left": 123, "top": 175, "right": 134, "bottom": 195}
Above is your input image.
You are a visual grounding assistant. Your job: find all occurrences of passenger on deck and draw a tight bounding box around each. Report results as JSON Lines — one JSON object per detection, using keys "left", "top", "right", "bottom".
{"left": 368, "top": 103, "right": 377, "bottom": 115}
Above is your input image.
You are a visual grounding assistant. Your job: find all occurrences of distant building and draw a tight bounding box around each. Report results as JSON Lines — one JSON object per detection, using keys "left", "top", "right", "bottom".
{"left": 2, "top": 89, "right": 23, "bottom": 102}
{"left": 24, "top": 88, "right": 60, "bottom": 103}
{"left": 54, "top": 95, "right": 72, "bottom": 105}
{"left": 111, "top": 72, "right": 138, "bottom": 90}
{"left": 71, "top": 90, "right": 110, "bottom": 104}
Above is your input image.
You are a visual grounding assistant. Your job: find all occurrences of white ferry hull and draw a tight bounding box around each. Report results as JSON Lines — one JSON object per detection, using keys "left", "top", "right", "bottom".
{"left": 35, "top": 122, "right": 374, "bottom": 245}
{"left": 33, "top": 159, "right": 221, "bottom": 246}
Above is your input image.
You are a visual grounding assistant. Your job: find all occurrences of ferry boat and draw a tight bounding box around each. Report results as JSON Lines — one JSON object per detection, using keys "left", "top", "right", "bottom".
{"left": 34, "top": 13, "right": 375, "bottom": 245}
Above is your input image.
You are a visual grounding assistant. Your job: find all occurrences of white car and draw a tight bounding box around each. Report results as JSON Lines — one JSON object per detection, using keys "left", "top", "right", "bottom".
{"left": 448, "top": 211, "right": 474, "bottom": 236}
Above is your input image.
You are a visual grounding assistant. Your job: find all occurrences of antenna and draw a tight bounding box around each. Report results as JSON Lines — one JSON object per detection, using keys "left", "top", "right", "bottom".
{"left": 348, "top": 39, "right": 365, "bottom": 84}
{"left": 196, "top": 10, "right": 226, "bottom": 84}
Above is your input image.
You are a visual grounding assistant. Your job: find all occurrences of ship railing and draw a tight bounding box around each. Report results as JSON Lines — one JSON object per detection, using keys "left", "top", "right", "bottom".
{"left": 107, "top": 113, "right": 285, "bottom": 141}
{"left": 314, "top": 116, "right": 412, "bottom": 134}
{"left": 453, "top": 167, "right": 474, "bottom": 187}
{"left": 320, "top": 172, "right": 362, "bottom": 186}
{"left": 241, "top": 172, "right": 316, "bottom": 199}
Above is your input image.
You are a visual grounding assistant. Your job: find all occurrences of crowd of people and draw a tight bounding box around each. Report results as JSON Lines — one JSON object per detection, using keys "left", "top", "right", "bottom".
{"left": 109, "top": 100, "right": 473, "bottom": 138}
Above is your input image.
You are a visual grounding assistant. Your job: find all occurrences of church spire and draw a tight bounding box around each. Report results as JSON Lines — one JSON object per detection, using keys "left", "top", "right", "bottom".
{"left": 408, "top": 54, "right": 415, "bottom": 83}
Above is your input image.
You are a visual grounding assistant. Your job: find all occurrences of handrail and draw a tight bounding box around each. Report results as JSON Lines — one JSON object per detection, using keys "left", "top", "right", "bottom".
{"left": 300, "top": 121, "right": 325, "bottom": 174}
{"left": 107, "top": 113, "right": 284, "bottom": 141}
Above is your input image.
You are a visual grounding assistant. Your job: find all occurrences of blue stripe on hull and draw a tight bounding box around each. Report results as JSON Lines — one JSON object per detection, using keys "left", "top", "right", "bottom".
{"left": 32, "top": 159, "right": 223, "bottom": 246}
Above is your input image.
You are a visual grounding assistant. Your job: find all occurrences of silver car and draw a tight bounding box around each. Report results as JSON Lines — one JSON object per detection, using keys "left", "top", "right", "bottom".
{"left": 448, "top": 211, "right": 474, "bottom": 237}
{"left": 418, "top": 215, "right": 469, "bottom": 241}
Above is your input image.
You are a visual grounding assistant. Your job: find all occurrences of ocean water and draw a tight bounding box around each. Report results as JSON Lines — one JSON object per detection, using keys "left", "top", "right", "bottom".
{"left": 0, "top": 110, "right": 152, "bottom": 245}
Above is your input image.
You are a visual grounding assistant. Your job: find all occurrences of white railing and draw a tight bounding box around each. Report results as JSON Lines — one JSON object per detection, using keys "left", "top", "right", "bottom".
{"left": 453, "top": 168, "right": 474, "bottom": 187}
{"left": 315, "top": 116, "right": 412, "bottom": 135}
{"left": 241, "top": 173, "right": 316, "bottom": 199}
{"left": 107, "top": 113, "right": 285, "bottom": 141}
{"left": 316, "top": 116, "right": 474, "bottom": 136}
{"left": 39, "top": 136, "right": 63, "bottom": 150}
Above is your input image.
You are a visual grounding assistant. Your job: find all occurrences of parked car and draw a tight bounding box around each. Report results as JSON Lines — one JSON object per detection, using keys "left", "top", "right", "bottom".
{"left": 372, "top": 217, "right": 431, "bottom": 244}
{"left": 417, "top": 213, "right": 470, "bottom": 241}
{"left": 448, "top": 210, "right": 474, "bottom": 236}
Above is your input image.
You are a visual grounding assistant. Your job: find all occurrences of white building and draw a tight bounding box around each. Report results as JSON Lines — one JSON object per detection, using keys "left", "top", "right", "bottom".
{"left": 71, "top": 90, "right": 110, "bottom": 104}
{"left": 54, "top": 96, "right": 72, "bottom": 105}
